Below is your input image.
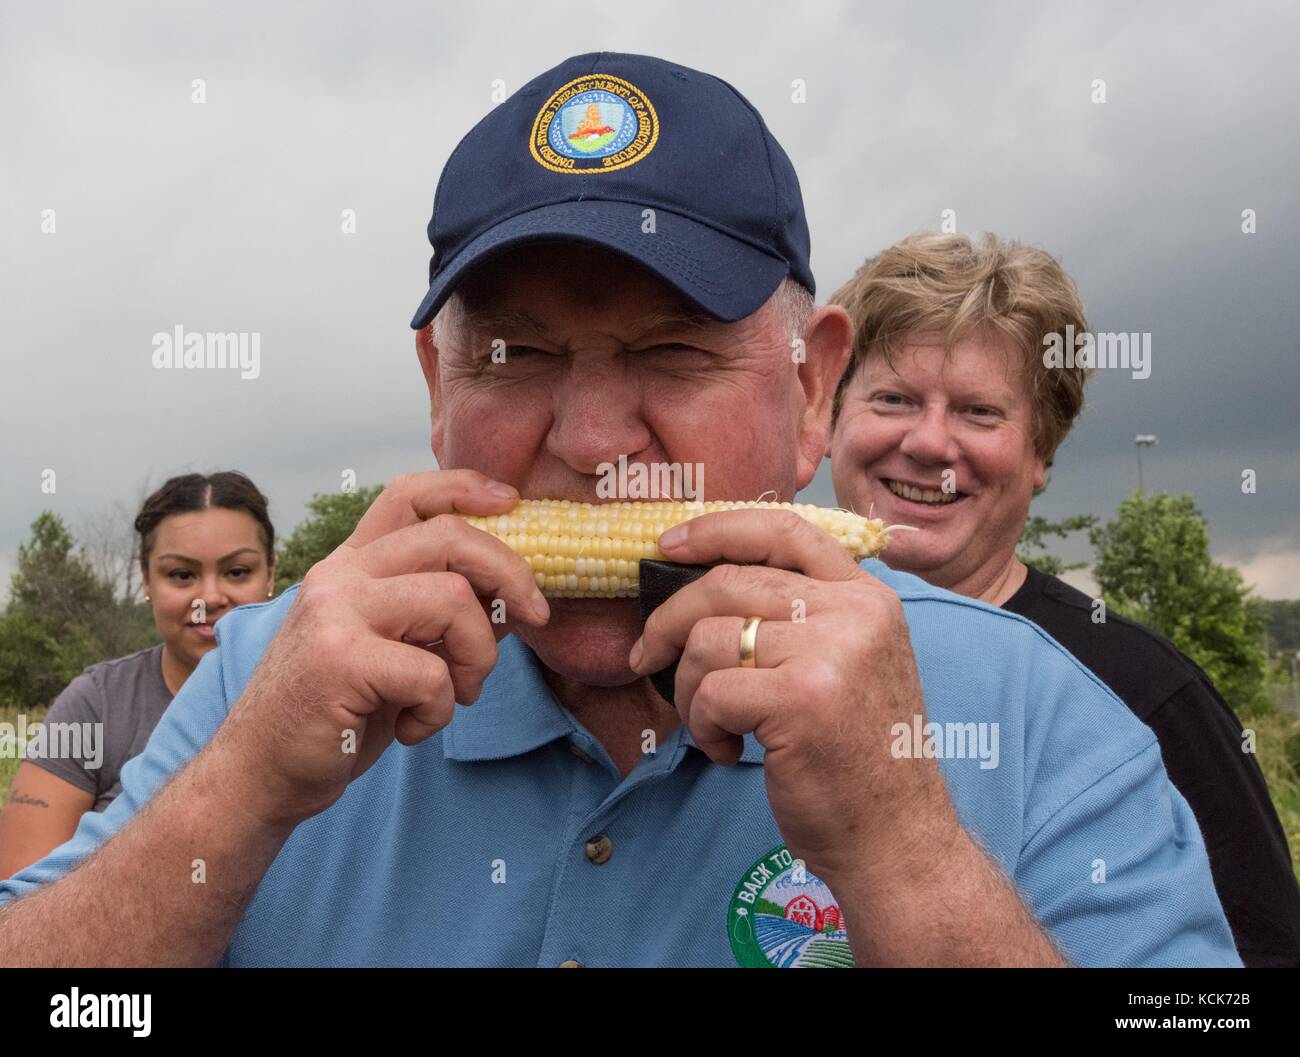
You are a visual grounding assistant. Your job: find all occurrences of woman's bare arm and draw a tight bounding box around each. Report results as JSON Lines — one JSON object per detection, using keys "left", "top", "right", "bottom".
{"left": 0, "top": 764, "right": 96, "bottom": 879}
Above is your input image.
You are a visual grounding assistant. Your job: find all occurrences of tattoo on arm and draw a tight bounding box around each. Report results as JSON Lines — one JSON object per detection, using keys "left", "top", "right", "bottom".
{"left": 6, "top": 790, "right": 50, "bottom": 808}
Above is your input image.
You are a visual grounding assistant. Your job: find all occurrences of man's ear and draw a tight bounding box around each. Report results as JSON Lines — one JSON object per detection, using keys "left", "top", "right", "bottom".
{"left": 794, "top": 304, "right": 853, "bottom": 492}
{"left": 1032, "top": 454, "right": 1048, "bottom": 492}
{"left": 415, "top": 323, "right": 446, "bottom": 463}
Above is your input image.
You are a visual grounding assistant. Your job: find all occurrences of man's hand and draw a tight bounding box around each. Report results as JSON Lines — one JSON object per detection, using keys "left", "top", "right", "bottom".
{"left": 629, "top": 507, "right": 1065, "bottom": 966}
{"left": 629, "top": 507, "right": 952, "bottom": 883}
{"left": 217, "top": 469, "right": 550, "bottom": 829}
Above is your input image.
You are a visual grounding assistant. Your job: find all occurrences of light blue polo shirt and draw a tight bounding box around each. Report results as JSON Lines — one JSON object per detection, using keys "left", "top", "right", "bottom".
{"left": 0, "top": 560, "right": 1241, "bottom": 967}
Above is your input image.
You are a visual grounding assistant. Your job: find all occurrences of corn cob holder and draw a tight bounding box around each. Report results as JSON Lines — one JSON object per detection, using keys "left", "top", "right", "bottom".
{"left": 458, "top": 499, "right": 892, "bottom": 598}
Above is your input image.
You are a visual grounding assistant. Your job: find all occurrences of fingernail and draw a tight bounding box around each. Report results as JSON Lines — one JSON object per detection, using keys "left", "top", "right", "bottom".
{"left": 659, "top": 524, "right": 687, "bottom": 549}
{"left": 531, "top": 590, "right": 550, "bottom": 621}
{"left": 628, "top": 638, "right": 644, "bottom": 670}
{"left": 488, "top": 482, "right": 517, "bottom": 499}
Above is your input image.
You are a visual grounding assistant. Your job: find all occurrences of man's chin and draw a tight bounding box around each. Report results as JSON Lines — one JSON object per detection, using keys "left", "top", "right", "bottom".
{"left": 514, "top": 598, "right": 645, "bottom": 686}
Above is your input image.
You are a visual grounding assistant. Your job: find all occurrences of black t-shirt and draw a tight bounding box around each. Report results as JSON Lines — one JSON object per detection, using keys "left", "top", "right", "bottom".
{"left": 1003, "top": 564, "right": 1300, "bottom": 967}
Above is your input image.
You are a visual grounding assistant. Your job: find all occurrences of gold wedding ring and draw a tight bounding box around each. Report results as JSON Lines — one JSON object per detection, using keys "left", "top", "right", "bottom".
{"left": 739, "top": 616, "right": 762, "bottom": 668}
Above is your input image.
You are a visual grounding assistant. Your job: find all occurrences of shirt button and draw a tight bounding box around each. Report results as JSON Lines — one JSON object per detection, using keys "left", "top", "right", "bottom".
{"left": 585, "top": 834, "right": 613, "bottom": 865}
{"left": 569, "top": 743, "right": 595, "bottom": 765}
{"left": 559, "top": 959, "right": 583, "bottom": 968}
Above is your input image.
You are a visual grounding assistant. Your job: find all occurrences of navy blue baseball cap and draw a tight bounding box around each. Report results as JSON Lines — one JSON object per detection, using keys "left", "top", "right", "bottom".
{"left": 410, "top": 51, "right": 814, "bottom": 330}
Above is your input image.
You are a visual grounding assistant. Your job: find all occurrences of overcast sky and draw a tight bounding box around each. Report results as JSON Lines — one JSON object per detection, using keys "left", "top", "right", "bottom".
{"left": 2, "top": 0, "right": 1297, "bottom": 598}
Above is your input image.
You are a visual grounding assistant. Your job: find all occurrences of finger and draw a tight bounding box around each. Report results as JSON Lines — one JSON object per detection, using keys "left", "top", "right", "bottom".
{"left": 342, "top": 470, "right": 521, "bottom": 550}
{"left": 688, "top": 667, "right": 789, "bottom": 766}
{"left": 359, "top": 572, "right": 501, "bottom": 704}
{"left": 634, "top": 563, "right": 813, "bottom": 675}
{"left": 357, "top": 515, "right": 549, "bottom": 626}
{"left": 354, "top": 639, "right": 457, "bottom": 746}
{"left": 656, "top": 507, "right": 863, "bottom": 582}
{"left": 673, "top": 616, "right": 797, "bottom": 722}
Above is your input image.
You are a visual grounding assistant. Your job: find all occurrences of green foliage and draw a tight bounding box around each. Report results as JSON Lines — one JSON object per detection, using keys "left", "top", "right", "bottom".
{"left": 1091, "top": 491, "right": 1271, "bottom": 718}
{"left": 1249, "top": 710, "right": 1300, "bottom": 877}
{"left": 1260, "top": 599, "right": 1300, "bottom": 657}
{"left": 1017, "top": 513, "right": 1098, "bottom": 576}
{"left": 0, "top": 513, "right": 158, "bottom": 710}
{"left": 0, "top": 612, "right": 86, "bottom": 710}
{"left": 7, "top": 512, "right": 114, "bottom": 621}
{"left": 274, "top": 485, "right": 384, "bottom": 593}
{"left": 0, "top": 514, "right": 149, "bottom": 709}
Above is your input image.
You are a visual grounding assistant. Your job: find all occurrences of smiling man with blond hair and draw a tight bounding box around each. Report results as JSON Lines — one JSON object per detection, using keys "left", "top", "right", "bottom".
{"left": 828, "top": 231, "right": 1300, "bottom": 966}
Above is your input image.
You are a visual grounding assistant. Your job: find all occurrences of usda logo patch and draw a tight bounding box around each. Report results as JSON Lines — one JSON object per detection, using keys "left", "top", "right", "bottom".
{"left": 728, "top": 845, "right": 854, "bottom": 968}
{"left": 530, "top": 74, "right": 659, "bottom": 174}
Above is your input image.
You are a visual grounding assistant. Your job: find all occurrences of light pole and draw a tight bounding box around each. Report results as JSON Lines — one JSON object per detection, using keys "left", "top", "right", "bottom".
{"left": 1135, "top": 435, "right": 1157, "bottom": 492}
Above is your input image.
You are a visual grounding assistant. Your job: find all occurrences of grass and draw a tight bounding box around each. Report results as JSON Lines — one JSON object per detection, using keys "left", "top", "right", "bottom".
{"left": 1250, "top": 707, "right": 1300, "bottom": 881}
{"left": 0, "top": 702, "right": 47, "bottom": 799}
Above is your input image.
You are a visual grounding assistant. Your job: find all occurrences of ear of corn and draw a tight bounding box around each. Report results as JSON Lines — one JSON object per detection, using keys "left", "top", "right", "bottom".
{"left": 457, "top": 499, "right": 890, "bottom": 598}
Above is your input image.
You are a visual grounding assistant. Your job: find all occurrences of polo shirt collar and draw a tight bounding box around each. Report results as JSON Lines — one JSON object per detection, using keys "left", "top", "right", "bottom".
{"left": 443, "top": 634, "right": 765, "bottom": 765}
{"left": 681, "top": 726, "right": 766, "bottom": 764}
{"left": 442, "top": 635, "right": 575, "bottom": 761}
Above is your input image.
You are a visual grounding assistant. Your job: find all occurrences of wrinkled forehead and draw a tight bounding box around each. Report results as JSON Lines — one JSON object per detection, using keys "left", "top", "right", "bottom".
{"left": 451, "top": 238, "right": 723, "bottom": 334}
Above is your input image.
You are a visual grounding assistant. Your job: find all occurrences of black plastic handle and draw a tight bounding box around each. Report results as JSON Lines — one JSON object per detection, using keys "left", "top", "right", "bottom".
{"left": 637, "top": 559, "right": 714, "bottom": 706}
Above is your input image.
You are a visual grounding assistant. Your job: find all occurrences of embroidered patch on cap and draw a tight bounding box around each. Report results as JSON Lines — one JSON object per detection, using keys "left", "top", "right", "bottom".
{"left": 530, "top": 74, "right": 658, "bottom": 173}
{"left": 728, "top": 845, "right": 854, "bottom": 968}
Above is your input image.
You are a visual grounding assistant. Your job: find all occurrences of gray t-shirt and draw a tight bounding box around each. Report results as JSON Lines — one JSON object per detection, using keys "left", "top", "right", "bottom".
{"left": 25, "top": 644, "right": 174, "bottom": 812}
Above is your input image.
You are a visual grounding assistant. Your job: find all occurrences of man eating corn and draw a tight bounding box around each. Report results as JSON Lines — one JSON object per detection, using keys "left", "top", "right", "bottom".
{"left": 0, "top": 52, "right": 1240, "bottom": 967}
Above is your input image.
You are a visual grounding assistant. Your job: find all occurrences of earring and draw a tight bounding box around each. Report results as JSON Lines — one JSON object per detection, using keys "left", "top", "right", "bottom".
{"left": 267, "top": 589, "right": 273, "bottom": 597}
{"left": 143, "top": 595, "right": 151, "bottom": 603}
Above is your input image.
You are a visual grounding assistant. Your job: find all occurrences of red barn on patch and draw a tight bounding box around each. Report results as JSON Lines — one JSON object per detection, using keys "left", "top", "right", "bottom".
{"left": 785, "top": 894, "right": 820, "bottom": 929}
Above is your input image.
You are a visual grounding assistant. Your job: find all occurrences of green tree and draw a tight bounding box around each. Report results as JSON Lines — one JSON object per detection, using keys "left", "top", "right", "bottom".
{"left": 0, "top": 513, "right": 119, "bottom": 707}
{"left": 1091, "top": 490, "right": 1271, "bottom": 718}
{"left": 7, "top": 512, "right": 114, "bottom": 623}
{"left": 1260, "top": 599, "right": 1300, "bottom": 657}
{"left": 1017, "top": 513, "right": 1098, "bottom": 576}
{"left": 275, "top": 485, "right": 384, "bottom": 593}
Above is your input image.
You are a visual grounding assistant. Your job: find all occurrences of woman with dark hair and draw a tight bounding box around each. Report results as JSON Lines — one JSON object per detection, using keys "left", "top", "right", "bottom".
{"left": 0, "top": 471, "right": 276, "bottom": 877}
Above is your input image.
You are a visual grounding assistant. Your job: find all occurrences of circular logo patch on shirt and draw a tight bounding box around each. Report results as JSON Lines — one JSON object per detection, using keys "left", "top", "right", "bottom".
{"left": 530, "top": 75, "right": 658, "bottom": 173}
{"left": 728, "top": 845, "right": 854, "bottom": 968}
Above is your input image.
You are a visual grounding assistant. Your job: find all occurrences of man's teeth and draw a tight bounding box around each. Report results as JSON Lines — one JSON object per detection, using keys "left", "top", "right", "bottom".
{"left": 887, "top": 480, "right": 959, "bottom": 505}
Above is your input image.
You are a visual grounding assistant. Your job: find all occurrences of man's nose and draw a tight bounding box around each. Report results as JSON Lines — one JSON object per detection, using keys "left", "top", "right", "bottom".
{"left": 898, "top": 405, "right": 960, "bottom": 465}
{"left": 547, "top": 361, "right": 652, "bottom": 475}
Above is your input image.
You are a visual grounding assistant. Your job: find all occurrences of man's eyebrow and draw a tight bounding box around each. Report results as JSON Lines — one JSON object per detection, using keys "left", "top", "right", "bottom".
{"left": 627, "top": 304, "right": 719, "bottom": 335}
{"left": 458, "top": 305, "right": 553, "bottom": 337}
{"left": 456, "top": 303, "right": 719, "bottom": 341}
